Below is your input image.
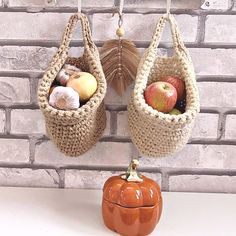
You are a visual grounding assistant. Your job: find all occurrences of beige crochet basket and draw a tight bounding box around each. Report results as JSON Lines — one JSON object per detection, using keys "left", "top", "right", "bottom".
{"left": 128, "top": 14, "right": 200, "bottom": 158}
{"left": 38, "top": 13, "right": 107, "bottom": 157}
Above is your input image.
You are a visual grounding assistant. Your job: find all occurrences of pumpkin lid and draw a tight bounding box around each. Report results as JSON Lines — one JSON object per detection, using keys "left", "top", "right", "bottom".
{"left": 103, "top": 160, "right": 162, "bottom": 208}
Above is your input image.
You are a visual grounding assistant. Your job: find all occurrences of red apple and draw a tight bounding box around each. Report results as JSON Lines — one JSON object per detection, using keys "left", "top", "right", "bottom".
{"left": 159, "top": 76, "right": 185, "bottom": 100}
{"left": 144, "top": 81, "right": 177, "bottom": 113}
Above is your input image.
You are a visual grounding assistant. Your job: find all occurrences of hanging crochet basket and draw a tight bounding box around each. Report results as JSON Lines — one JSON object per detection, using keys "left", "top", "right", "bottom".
{"left": 38, "top": 13, "right": 107, "bottom": 157}
{"left": 128, "top": 14, "right": 200, "bottom": 158}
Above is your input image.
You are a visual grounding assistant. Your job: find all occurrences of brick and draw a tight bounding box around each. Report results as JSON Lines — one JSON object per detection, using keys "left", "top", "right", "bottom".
{"left": 189, "top": 48, "right": 236, "bottom": 76}
{"left": 140, "top": 144, "right": 236, "bottom": 170}
{"left": 0, "top": 46, "right": 56, "bottom": 73}
{"left": 117, "top": 111, "right": 130, "bottom": 137}
{"left": 191, "top": 113, "right": 218, "bottom": 139}
{"left": 205, "top": 15, "right": 236, "bottom": 43}
{"left": 0, "top": 139, "right": 29, "bottom": 163}
{"left": 0, "top": 47, "right": 86, "bottom": 73}
{"left": 105, "top": 84, "right": 133, "bottom": 106}
{"left": 225, "top": 115, "right": 236, "bottom": 139}
{"left": 65, "top": 169, "right": 161, "bottom": 189}
{"left": 0, "top": 77, "right": 30, "bottom": 104}
{"left": 93, "top": 14, "right": 198, "bottom": 43}
{"left": 169, "top": 175, "right": 236, "bottom": 193}
{"left": 8, "top": 0, "right": 113, "bottom": 8}
{"left": 201, "top": 0, "right": 231, "bottom": 10}
{"left": 124, "top": 0, "right": 202, "bottom": 9}
{"left": 0, "top": 168, "right": 59, "bottom": 188}
{"left": 0, "top": 110, "right": 5, "bottom": 133}
{"left": 11, "top": 109, "right": 46, "bottom": 134}
{"left": 35, "top": 141, "right": 132, "bottom": 167}
{"left": 198, "top": 82, "right": 236, "bottom": 108}
{"left": 0, "top": 13, "right": 82, "bottom": 41}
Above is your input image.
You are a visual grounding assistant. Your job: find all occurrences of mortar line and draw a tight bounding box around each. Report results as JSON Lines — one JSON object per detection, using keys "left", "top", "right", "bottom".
{"left": 196, "top": 13, "right": 207, "bottom": 44}
{"left": 0, "top": 164, "right": 235, "bottom": 177}
{"left": 0, "top": 40, "right": 236, "bottom": 49}
{"left": 160, "top": 172, "right": 169, "bottom": 191}
{"left": 57, "top": 169, "right": 65, "bottom": 188}
{"left": 4, "top": 108, "right": 11, "bottom": 134}
{"left": 29, "top": 137, "right": 37, "bottom": 164}
{"left": 110, "top": 111, "right": 117, "bottom": 135}
{"left": 29, "top": 78, "right": 38, "bottom": 105}
{"left": 0, "top": 7, "right": 234, "bottom": 15}
{"left": 217, "top": 112, "right": 227, "bottom": 140}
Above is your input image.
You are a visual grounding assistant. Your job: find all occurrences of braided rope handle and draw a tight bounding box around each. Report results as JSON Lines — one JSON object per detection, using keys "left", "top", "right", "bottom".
{"left": 49, "top": 13, "right": 97, "bottom": 67}
{"left": 149, "top": 14, "right": 188, "bottom": 58}
{"left": 135, "top": 14, "right": 191, "bottom": 91}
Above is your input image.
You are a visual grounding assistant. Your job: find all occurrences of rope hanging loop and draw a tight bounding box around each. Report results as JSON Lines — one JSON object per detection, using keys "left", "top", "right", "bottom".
{"left": 166, "top": 0, "right": 172, "bottom": 19}
{"left": 78, "top": 0, "right": 81, "bottom": 13}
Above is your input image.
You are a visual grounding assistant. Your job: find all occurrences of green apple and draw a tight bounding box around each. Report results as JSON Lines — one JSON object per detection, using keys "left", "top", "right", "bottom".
{"left": 169, "top": 108, "right": 182, "bottom": 115}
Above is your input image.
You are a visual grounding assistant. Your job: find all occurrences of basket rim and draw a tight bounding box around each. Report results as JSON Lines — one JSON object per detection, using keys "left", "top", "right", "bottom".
{"left": 38, "top": 54, "right": 107, "bottom": 119}
{"left": 132, "top": 54, "right": 200, "bottom": 126}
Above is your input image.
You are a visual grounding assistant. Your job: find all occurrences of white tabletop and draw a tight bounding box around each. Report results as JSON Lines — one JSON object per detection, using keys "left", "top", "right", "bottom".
{"left": 0, "top": 187, "right": 235, "bottom": 236}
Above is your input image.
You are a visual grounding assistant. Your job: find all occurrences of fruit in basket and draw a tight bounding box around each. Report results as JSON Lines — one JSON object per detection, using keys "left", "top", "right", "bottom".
{"left": 49, "top": 86, "right": 80, "bottom": 110}
{"left": 144, "top": 81, "right": 177, "bottom": 113}
{"left": 169, "top": 108, "right": 182, "bottom": 115}
{"left": 49, "top": 85, "right": 58, "bottom": 96}
{"left": 66, "top": 72, "right": 97, "bottom": 102}
{"left": 159, "top": 76, "right": 185, "bottom": 100}
{"left": 175, "top": 99, "right": 186, "bottom": 113}
{"left": 56, "top": 69, "right": 70, "bottom": 86}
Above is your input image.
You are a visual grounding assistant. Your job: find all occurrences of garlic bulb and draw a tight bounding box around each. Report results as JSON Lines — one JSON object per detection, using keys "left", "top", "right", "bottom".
{"left": 49, "top": 86, "right": 80, "bottom": 110}
{"left": 56, "top": 69, "right": 70, "bottom": 86}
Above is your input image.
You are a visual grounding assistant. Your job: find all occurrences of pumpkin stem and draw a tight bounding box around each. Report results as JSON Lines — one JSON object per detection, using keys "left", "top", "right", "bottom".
{"left": 121, "top": 159, "right": 143, "bottom": 182}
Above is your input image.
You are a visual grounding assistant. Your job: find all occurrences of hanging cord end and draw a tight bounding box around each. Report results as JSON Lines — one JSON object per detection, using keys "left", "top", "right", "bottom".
{"left": 166, "top": 0, "right": 171, "bottom": 19}
{"left": 112, "top": 10, "right": 125, "bottom": 38}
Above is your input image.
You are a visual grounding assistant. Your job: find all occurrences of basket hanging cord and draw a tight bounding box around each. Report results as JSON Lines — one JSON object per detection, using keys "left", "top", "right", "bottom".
{"left": 113, "top": 0, "right": 124, "bottom": 28}
{"left": 166, "top": 0, "right": 171, "bottom": 16}
{"left": 119, "top": 0, "right": 124, "bottom": 16}
{"left": 78, "top": 0, "right": 81, "bottom": 13}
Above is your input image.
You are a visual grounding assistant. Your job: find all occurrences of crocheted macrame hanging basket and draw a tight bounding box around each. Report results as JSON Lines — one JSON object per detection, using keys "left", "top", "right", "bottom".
{"left": 38, "top": 13, "right": 107, "bottom": 157}
{"left": 128, "top": 14, "right": 200, "bottom": 158}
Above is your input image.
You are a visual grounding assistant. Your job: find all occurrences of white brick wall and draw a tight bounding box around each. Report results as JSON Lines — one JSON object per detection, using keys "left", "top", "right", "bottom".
{"left": 0, "top": 13, "right": 82, "bottom": 42}
{"left": 225, "top": 115, "right": 236, "bottom": 139}
{"left": 190, "top": 49, "right": 236, "bottom": 76}
{"left": 0, "top": 139, "right": 29, "bottom": 163}
{"left": 205, "top": 15, "right": 236, "bottom": 43}
{"left": 124, "top": 0, "right": 203, "bottom": 9}
{"left": 199, "top": 82, "right": 236, "bottom": 107}
{"left": 11, "top": 109, "right": 46, "bottom": 134}
{"left": 35, "top": 141, "right": 132, "bottom": 167}
{"left": 0, "top": 0, "right": 235, "bottom": 193}
{"left": 0, "top": 77, "right": 30, "bottom": 104}
{"left": 0, "top": 46, "right": 57, "bottom": 73}
{"left": 65, "top": 170, "right": 162, "bottom": 189}
{"left": 169, "top": 175, "right": 236, "bottom": 193}
{"left": 0, "top": 168, "right": 59, "bottom": 188}
{"left": 8, "top": 0, "right": 114, "bottom": 8}
{"left": 140, "top": 144, "right": 236, "bottom": 170}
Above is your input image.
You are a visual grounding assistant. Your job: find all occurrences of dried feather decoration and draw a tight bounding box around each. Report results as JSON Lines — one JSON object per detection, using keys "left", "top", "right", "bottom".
{"left": 100, "top": 2, "right": 140, "bottom": 96}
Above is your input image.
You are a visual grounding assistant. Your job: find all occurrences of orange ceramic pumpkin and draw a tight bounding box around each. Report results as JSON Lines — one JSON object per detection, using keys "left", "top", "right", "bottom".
{"left": 102, "top": 160, "right": 162, "bottom": 236}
